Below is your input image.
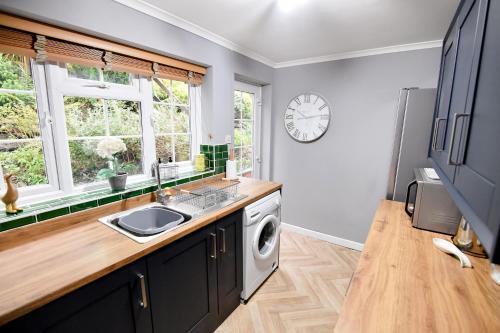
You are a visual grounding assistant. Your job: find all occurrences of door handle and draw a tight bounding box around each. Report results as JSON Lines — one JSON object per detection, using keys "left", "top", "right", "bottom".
{"left": 447, "top": 113, "right": 470, "bottom": 165}
{"left": 210, "top": 233, "right": 217, "bottom": 259}
{"left": 218, "top": 228, "right": 226, "bottom": 253}
{"left": 432, "top": 117, "right": 446, "bottom": 151}
{"left": 137, "top": 273, "right": 148, "bottom": 309}
{"left": 405, "top": 180, "right": 417, "bottom": 217}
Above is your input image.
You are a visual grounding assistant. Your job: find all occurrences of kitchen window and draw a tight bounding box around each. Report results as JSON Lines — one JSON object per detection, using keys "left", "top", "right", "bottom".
{"left": 0, "top": 56, "right": 201, "bottom": 201}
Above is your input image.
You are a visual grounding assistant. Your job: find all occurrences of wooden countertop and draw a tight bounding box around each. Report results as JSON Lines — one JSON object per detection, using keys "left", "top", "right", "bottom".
{"left": 334, "top": 200, "right": 500, "bottom": 333}
{"left": 0, "top": 177, "right": 281, "bottom": 326}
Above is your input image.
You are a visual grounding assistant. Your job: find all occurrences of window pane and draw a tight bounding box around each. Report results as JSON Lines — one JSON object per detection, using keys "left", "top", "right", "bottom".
{"left": 65, "top": 97, "right": 144, "bottom": 186}
{"left": 0, "top": 53, "right": 49, "bottom": 188}
{"left": 66, "top": 64, "right": 99, "bottom": 81}
{"left": 1, "top": 93, "right": 40, "bottom": 139}
{"left": 107, "top": 100, "right": 141, "bottom": 136}
{"left": 241, "top": 92, "right": 253, "bottom": 120}
{"left": 171, "top": 80, "right": 188, "bottom": 104}
{"left": 153, "top": 104, "right": 172, "bottom": 134}
{"left": 172, "top": 105, "right": 189, "bottom": 133}
{"left": 64, "top": 97, "right": 105, "bottom": 137}
{"left": 234, "top": 91, "right": 242, "bottom": 120}
{"left": 117, "top": 137, "right": 143, "bottom": 175}
{"left": 174, "top": 135, "right": 190, "bottom": 162}
{"left": 69, "top": 137, "right": 143, "bottom": 186}
{"left": 152, "top": 78, "right": 170, "bottom": 103}
{"left": 0, "top": 140, "right": 47, "bottom": 187}
{"left": 103, "top": 70, "right": 131, "bottom": 85}
{"left": 0, "top": 53, "right": 34, "bottom": 90}
{"left": 155, "top": 135, "right": 173, "bottom": 161}
{"left": 68, "top": 139, "right": 107, "bottom": 185}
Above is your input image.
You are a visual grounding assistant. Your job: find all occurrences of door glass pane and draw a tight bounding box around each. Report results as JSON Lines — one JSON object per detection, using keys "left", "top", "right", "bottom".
{"left": 0, "top": 53, "right": 48, "bottom": 187}
{"left": 241, "top": 146, "right": 253, "bottom": 177}
{"left": 64, "top": 97, "right": 143, "bottom": 186}
{"left": 233, "top": 89, "right": 255, "bottom": 176}
{"left": 241, "top": 92, "right": 253, "bottom": 120}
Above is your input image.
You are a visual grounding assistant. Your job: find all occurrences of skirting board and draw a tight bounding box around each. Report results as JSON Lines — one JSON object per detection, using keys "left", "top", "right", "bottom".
{"left": 281, "top": 223, "right": 364, "bottom": 251}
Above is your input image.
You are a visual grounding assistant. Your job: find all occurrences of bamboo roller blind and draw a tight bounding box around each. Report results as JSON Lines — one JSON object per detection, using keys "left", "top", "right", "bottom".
{"left": 0, "top": 12, "right": 205, "bottom": 85}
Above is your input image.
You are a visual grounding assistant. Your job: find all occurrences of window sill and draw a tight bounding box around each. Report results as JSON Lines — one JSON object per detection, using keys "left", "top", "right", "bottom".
{"left": 0, "top": 168, "right": 217, "bottom": 232}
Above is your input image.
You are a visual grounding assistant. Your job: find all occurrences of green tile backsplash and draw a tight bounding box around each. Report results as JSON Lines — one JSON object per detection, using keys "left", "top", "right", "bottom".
{"left": 37, "top": 207, "right": 70, "bottom": 222}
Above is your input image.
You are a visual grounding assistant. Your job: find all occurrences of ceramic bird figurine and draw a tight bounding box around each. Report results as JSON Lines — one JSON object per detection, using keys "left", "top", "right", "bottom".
{"left": 1, "top": 174, "right": 23, "bottom": 214}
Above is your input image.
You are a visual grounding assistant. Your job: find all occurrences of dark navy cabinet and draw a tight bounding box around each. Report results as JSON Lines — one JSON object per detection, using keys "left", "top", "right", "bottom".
{"left": 2, "top": 260, "right": 153, "bottom": 333}
{"left": 2, "top": 210, "right": 243, "bottom": 333}
{"left": 147, "top": 210, "right": 243, "bottom": 333}
{"left": 216, "top": 210, "right": 243, "bottom": 323}
{"left": 429, "top": 0, "right": 500, "bottom": 262}
{"left": 147, "top": 224, "right": 219, "bottom": 333}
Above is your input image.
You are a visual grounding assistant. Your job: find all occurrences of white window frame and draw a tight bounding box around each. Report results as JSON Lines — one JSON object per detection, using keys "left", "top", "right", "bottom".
{"left": 233, "top": 81, "right": 262, "bottom": 178}
{"left": 2, "top": 59, "right": 201, "bottom": 204}
{"left": 0, "top": 59, "right": 60, "bottom": 199}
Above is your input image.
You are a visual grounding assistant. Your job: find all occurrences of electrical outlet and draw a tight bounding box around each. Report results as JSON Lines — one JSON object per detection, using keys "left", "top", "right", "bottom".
{"left": 225, "top": 135, "right": 232, "bottom": 144}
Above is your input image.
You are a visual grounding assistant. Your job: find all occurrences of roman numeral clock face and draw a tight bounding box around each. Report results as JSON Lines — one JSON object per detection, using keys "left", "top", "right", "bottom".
{"left": 284, "top": 93, "right": 331, "bottom": 143}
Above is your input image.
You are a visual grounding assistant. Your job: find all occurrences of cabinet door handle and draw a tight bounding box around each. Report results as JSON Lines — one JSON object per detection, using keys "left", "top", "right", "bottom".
{"left": 432, "top": 117, "right": 446, "bottom": 151}
{"left": 447, "top": 113, "right": 470, "bottom": 165}
{"left": 219, "top": 228, "right": 226, "bottom": 253}
{"left": 210, "top": 233, "right": 217, "bottom": 259}
{"left": 137, "top": 273, "right": 148, "bottom": 309}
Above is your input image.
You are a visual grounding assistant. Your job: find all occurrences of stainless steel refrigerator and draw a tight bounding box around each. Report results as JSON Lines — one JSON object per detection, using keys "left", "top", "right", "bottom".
{"left": 386, "top": 87, "right": 437, "bottom": 202}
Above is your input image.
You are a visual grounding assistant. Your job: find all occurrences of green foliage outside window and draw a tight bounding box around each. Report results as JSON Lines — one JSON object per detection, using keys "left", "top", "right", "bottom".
{"left": 0, "top": 53, "right": 48, "bottom": 187}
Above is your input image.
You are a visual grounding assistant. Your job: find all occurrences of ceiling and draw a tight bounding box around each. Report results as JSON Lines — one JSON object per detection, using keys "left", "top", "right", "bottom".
{"left": 115, "top": 0, "right": 459, "bottom": 67}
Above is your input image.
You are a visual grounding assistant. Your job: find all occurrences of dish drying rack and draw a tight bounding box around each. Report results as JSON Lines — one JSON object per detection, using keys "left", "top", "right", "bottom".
{"left": 169, "top": 179, "right": 240, "bottom": 212}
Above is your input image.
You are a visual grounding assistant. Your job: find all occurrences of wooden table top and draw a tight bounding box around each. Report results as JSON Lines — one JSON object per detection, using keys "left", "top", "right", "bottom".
{"left": 0, "top": 176, "right": 281, "bottom": 326}
{"left": 334, "top": 200, "right": 500, "bottom": 333}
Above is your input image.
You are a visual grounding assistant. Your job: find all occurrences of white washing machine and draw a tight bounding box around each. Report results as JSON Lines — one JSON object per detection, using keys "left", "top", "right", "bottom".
{"left": 241, "top": 191, "right": 281, "bottom": 302}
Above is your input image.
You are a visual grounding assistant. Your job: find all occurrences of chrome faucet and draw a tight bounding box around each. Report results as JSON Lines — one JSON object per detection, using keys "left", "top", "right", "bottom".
{"left": 153, "top": 159, "right": 170, "bottom": 205}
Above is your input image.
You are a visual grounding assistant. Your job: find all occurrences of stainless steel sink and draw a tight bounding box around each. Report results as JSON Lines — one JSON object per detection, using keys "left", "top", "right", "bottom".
{"left": 98, "top": 203, "right": 192, "bottom": 243}
{"left": 98, "top": 182, "right": 248, "bottom": 243}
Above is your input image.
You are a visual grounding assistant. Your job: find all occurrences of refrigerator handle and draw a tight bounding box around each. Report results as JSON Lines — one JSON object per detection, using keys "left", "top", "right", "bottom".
{"left": 405, "top": 180, "right": 418, "bottom": 217}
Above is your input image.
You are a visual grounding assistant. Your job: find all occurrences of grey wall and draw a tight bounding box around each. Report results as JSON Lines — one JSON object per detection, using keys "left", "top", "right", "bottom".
{"left": 271, "top": 48, "right": 441, "bottom": 243}
{"left": 0, "top": 0, "right": 274, "bottom": 145}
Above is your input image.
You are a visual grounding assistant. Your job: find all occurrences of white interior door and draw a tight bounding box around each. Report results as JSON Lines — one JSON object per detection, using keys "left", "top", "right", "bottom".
{"left": 233, "top": 81, "right": 261, "bottom": 178}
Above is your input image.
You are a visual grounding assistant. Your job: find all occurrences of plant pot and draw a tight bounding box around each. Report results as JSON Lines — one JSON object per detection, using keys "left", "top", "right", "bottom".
{"left": 108, "top": 172, "right": 127, "bottom": 191}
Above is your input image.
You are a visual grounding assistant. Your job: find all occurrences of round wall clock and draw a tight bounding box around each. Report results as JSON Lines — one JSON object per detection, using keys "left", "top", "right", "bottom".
{"left": 284, "top": 93, "right": 331, "bottom": 143}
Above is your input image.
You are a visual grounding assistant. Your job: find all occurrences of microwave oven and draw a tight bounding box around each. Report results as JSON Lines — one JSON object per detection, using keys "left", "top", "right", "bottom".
{"left": 405, "top": 168, "right": 461, "bottom": 235}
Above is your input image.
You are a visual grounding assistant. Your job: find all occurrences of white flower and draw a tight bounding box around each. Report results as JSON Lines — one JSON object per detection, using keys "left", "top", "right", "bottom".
{"left": 96, "top": 137, "right": 127, "bottom": 159}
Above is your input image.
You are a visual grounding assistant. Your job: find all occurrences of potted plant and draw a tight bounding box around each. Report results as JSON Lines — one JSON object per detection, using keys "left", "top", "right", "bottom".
{"left": 96, "top": 137, "right": 128, "bottom": 191}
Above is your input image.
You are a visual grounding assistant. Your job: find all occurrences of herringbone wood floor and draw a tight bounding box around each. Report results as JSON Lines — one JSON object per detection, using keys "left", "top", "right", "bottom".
{"left": 216, "top": 229, "right": 361, "bottom": 333}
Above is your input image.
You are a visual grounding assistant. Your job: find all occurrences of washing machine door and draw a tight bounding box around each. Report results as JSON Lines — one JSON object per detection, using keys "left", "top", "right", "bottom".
{"left": 253, "top": 214, "right": 279, "bottom": 261}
